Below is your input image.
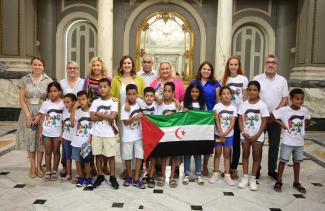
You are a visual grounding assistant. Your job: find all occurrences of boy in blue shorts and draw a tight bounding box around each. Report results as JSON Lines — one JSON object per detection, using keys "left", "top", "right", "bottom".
{"left": 272, "top": 88, "right": 310, "bottom": 193}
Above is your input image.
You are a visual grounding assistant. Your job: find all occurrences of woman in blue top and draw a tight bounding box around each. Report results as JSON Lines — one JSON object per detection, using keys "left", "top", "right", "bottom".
{"left": 191, "top": 61, "right": 220, "bottom": 176}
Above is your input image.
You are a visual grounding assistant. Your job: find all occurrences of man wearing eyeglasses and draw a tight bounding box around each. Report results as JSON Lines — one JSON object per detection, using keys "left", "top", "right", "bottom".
{"left": 138, "top": 54, "right": 157, "bottom": 87}
{"left": 254, "top": 54, "right": 289, "bottom": 181}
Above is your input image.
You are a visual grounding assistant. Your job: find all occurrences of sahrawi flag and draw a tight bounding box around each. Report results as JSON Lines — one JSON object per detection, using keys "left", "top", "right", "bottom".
{"left": 141, "top": 110, "right": 215, "bottom": 160}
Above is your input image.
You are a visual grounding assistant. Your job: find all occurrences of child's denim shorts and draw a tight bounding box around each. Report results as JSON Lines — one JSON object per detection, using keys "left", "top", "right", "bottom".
{"left": 214, "top": 135, "right": 233, "bottom": 148}
{"left": 71, "top": 146, "right": 91, "bottom": 163}
{"left": 279, "top": 144, "right": 304, "bottom": 163}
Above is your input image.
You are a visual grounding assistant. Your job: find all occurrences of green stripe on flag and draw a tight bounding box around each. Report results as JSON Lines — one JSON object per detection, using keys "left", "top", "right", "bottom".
{"left": 145, "top": 110, "right": 214, "bottom": 127}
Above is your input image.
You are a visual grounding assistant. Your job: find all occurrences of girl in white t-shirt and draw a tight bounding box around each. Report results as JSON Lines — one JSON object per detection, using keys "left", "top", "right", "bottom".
{"left": 38, "top": 82, "right": 64, "bottom": 181}
{"left": 238, "top": 81, "right": 269, "bottom": 191}
{"left": 61, "top": 93, "right": 77, "bottom": 180}
{"left": 156, "top": 82, "right": 182, "bottom": 188}
{"left": 209, "top": 86, "right": 237, "bottom": 186}
{"left": 220, "top": 56, "right": 248, "bottom": 180}
{"left": 182, "top": 83, "right": 206, "bottom": 186}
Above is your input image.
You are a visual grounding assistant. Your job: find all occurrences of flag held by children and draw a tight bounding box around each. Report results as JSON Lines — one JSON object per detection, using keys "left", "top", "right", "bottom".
{"left": 141, "top": 110, "right": 215, "bottom": 160}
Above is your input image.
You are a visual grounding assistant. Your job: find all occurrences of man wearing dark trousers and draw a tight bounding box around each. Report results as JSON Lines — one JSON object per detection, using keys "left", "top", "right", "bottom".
{"left": 254, "top": 54, "right": 289, "bottom": 180}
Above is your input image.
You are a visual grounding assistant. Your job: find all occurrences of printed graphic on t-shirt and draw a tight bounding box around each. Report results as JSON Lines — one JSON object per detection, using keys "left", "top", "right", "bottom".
{"left": 288, "top": 115, "right": 304, "bottom": 136}
{"left": 130, "top": 108, "right": 142, "bottom": 129}
{"left": 218, "top": 110, "right": 234, "bottom": 130}
{"left": 162, "top": 109, "right": 176, "bottom": 115}
{"left": 141, "top": 106, "right": 155, "bottom": 114}
{"left": 243, "top": 109, "right": 260, "bottom": 129}
{"left": 44, "top": 109, "right": 63, "bottom": 127}
{"left": 76, "top": 117, "right": 91, "bottom": 137}
{"left": 228, "top": 82, "right": 243, "bottom": 103}
{"left": 63, "top": 118, "right": 73, "bottom": 133}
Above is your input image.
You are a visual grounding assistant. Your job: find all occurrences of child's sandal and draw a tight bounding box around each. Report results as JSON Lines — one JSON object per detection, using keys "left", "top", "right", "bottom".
{"left": 274, "top": 181, "right": 283, "bottom": 192}
{"left": 293, "top": 182, "right": 306, "bottom": 194}
{"left": 44, "top": 172, "right": 51, "bottom": 182}
{"left": 183, "top": 176, "right": 190, "bottom": 185}
{"left": 50, "top": 171, "right": 58, "bottom": 181}
{"left": 147, "top": 177, "right": 155, "bottom": 188}
{"left": 157, "top": 177, "right": 165, "bottom": 187}
{"left": 169, "top": 178, "right": 177, "bottom": 188}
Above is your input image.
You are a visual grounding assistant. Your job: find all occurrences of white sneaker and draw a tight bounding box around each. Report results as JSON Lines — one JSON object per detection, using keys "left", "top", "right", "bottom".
{"left": 208, "top": 172, "right": 219, "bottom": 184}
{"left": 225, "top": 174, "right": 235, "bottom": 186}
{"left": 238, "top": 175, "right": 249, "bottom": 188}
{"left": 196, "top": 176, "right": 204, "bottom": 185}
{"left": 183, "top": 176, "right": 190, "bottom": 185}
{"left": 249, "top": 178, "right": 258, "bottom": 191}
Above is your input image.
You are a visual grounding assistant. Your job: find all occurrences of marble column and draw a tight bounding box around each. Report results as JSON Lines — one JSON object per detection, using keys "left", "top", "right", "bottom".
{"left": 215, "top": 0, "right": 233, "bottom": 80}
{"left": 97, "top": 0, "right": 113, "bottom": 77}
{"left": 37, "top": 0, "right": 56, "bottom": 79}
{"left": 275, "top": 0, "right": 297, "bottom": 79}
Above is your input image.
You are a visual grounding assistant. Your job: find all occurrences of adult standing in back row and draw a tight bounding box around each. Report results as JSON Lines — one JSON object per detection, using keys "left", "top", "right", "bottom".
{"left": 254, "top": 54, "right": 289, "bottom": 180}
{"left": 138, "top": 54, "right": 157, "bottom": 87}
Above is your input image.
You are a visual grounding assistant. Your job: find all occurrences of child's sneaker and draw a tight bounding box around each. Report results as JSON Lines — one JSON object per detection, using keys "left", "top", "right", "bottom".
{"left": 133, "top": 179, "right": 146, "bottom": 189}
{"left": 123, "top": 176, "right": 132, "bottom": 187}
{"left": 238, "top": 175, "right": 249, "bottom": 188}
{"left": 196, "top": 176, "right": 204, "bottom": 185}
{"left": 76, "top": 177, "right": 84, "bottom": 187}
{"left": 84, "top": 177, "right": 93, "bottom": 188}
{"left": 93, "top": 175, "right": 105, "bottom": 189}
{"left": 225, "top": 173, "right": 235, "bottom": 186}
{"left": 230, "top": 169, "right": 239, "bottom": 180}
{"left": 183, "top": 175, "right": 190, "bottom": 185}
{"left": 274, "top": 181, "right": 283, "bottom": 192}
{"left": 109, "top": 176, "right": 119, "bottom": 190}
{"left": 249, "top": 177, "right": 258, "bottom": 191}
{"left": 208, "top": 172, "right": 219, "bottom": 184}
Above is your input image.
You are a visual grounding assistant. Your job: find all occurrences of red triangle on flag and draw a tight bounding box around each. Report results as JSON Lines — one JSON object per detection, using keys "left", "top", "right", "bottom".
{"left": 141, "top": 116, "right": 164, "bottom": 161}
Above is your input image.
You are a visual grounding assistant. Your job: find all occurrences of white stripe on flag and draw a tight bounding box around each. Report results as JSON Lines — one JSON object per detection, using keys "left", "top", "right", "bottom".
{"left": 159, "top": 125, "right": 214, "bottom": 142}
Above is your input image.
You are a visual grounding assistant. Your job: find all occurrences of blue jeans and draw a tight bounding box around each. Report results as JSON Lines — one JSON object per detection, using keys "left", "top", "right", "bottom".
{"left": 184, "top": 155, "right": 202, "bottom": 176}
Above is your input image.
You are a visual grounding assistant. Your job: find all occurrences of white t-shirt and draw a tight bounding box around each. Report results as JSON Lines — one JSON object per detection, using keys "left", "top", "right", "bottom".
{"left": 62, "top": 107, "right": 74, "bottom": 141}
{"left": 139, "top": 100, "right": 157, "bottom": 115}
{"left": 121, "top": 103, "right": 142, "bottom": 142}
{"left": 221, "top": 75, "right": 248, "bottom": 109}
{"left": 238, "top": 100, "right": 270, "bottom": 142}
{"left": 39, "top": 100, "right": 64, "bottom": 137}
{"left": 89, "top": 98, "right": 118, "bottom": 137}
{"left": 272, "top": 106, "right": 311, "bottom": 146}
{"left": 254, "top": 73, "right": 289, "bottom": 112}
{"left": 213, "top": 103, "right": 237, "bottom": 137}
{"left": 157, "top": 102, "right": 179, "bottom": 115}
{"left": 71, "top": 108, "right": 92, "bottom": 147}
{"left": 59, "top": 78, "right": 85, "bottom": 95}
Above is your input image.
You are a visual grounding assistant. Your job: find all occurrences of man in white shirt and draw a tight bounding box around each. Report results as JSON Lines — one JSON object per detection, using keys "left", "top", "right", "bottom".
{"left": 138, "top": 54, "right": 156, "bottom": 87}
{"left": 254, "top": 54, "right": 289, "bottom": 181}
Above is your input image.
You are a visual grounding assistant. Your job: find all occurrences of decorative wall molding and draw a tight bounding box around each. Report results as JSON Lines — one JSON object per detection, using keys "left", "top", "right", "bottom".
{"left": 233, "top": 0, "right": 272, "bottom": 17}
{"left": 61, "top": 0, "right": 96, "bottom": 12}
{"left": 56, "top": 12, "right": 97, "bottom": 80}
{"left": 232, "top": 16, "right": 275, "bottom": 56}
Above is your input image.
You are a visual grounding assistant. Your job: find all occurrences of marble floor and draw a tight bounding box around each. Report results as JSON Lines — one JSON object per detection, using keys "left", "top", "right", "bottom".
{"left": 0, "top": 122, "right": 325, "bottom": 211}
{"left": 0, "top": 144, "right": 325, "bottom": 211}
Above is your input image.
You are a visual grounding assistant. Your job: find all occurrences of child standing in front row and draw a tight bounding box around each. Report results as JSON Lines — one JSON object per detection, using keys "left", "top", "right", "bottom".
{"left": 182, "top": 83, "right": 206, "bottom": 186}
{"left": 139, "top": 87, "right": 158, "bottom": 188}
{"left": 156, "top": 82, "right": 182, "bottom": 188}
{"left": 273, "top": 88, "right": 310, "bottom": 193}
{"left": 209, "top": 86, "right": 237, "bottom": 186}
{"left": 238, "top": 81, "right": 269, "bottom": 191}
{"left": 38, "top": 82, "right": 65, "bottom": 181}
{"left": 121, "top": 84, "right": 145, "bottom": 189}
{"left": 90, "top": 78, "right": 119, "bottom": 189}
{"left": 62, "top": 93, "right": 77, "bottom": 181}
{"left": 70, "top": 91, "right": 93, "bottom": 188}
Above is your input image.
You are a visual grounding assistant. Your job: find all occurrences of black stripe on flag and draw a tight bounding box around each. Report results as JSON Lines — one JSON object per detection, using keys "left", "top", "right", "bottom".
{"left": 149, "top": 140, "right": 214, "bottom": 157}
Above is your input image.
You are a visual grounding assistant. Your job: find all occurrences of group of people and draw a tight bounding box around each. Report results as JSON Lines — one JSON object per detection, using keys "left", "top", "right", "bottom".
{"left": 17, "top": 54, "right": 310, "bottom": 194}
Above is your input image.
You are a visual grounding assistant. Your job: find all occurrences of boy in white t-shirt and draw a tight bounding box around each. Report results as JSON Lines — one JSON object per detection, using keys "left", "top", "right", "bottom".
{"left": 272, "top": 88, "right": 310, "bottom": 194}
{"left": 121, "top": 84, "right": 145, "bottom": 189}
{"left": 90, "top": 78, "right": 119, "bottom": 189}
{"left": 70, "top": 91, "right": 92, "bottom": 188}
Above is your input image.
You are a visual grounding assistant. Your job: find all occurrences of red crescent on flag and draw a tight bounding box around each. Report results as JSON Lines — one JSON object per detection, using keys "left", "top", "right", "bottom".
{"left": 175, "top": 127, "right": 181, "bottom": 139}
